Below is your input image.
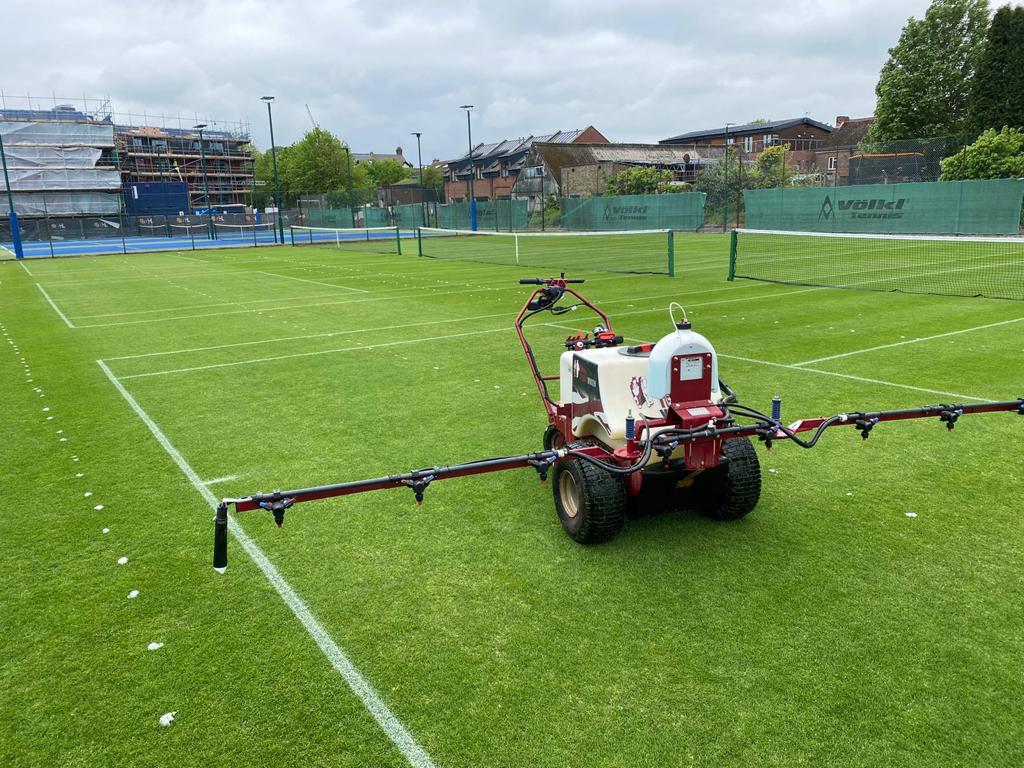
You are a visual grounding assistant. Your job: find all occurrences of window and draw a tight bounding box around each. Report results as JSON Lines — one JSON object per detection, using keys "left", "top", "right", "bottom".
{"left": 501, "top": 164, "right": 509, "bottom": 178}
{"left": 726, "top": 137, "right": 735, "bottom": 145}
{"left": 827, "top": 156, "right": 837, "bottom": 171}
{"left": 476, "top": 167, "right": 483, "bottom": 180}
{"left": 743, "top": 136, "right": 753, "bottom": 153}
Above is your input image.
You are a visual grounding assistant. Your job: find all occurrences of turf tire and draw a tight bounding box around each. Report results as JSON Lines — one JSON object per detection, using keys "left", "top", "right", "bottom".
{"left": 551, "top": 441, "right": 627, "bottom": 544}
{"left": 696, "top": 437, "right": 762, "bottom": 521}
{"left": 542, "top": 425, "right": 565, "bottom": 451}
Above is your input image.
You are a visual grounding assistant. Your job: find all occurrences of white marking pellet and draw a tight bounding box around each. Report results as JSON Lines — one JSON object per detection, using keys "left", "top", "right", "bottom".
{"left": 95, "top": 505, "right": 104, "bottom": 510}
{"left": 102, "top": 528, "right": 110, "bottom": 534}
{"left": 906, "top": 512, "right": 918, "bottom": 518}
{"left": 845, "top": 492, "right": 854, "bottom": 497}
{"left": 768, "top": 468, "right": 779, "bottom": 474}
{"left": 84, "top": 491, "right": 93, "bottom": 497}
{"left": 46, "top": 415, "right": 53, "bottom": 420}
{"left": 59, "top": 437, "right": 66, "bottom": 442}
{"left": 42, "top": 407, "right": 49, "bottom": 412}
{"left": 128, "top": 590, "right": 139, "bottom": 599}
{"left": 147, "top": 642, "right": 164, "bottom": 651}
{"left": 159, "top": 712, "right": 177, "bottom": 727}
{"left": 117, "top": 556, "right": 128, "bottom": 565}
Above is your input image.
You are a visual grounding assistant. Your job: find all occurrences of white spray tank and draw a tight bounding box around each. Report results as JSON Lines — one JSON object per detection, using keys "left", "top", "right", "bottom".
{"left": 645, "top": 302, "right": 721, "bottom": 401}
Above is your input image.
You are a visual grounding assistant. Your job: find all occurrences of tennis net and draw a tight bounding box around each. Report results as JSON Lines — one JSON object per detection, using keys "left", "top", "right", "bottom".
{"left": 290, "top": 225, "right": 403, "bottom": 255}
{"left": 729, "top": 228, "right": 1024, "bottom": 301}
{"left": 213, "top": 222, "right": 278, "bottom": 244}
{"left": 416, "top": 227, "right": 675, "bottom": 275}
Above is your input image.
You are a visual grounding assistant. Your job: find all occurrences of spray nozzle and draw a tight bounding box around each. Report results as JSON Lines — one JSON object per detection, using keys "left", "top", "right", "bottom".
{"left": 668, "top": 302, "right": 690, "bottom": 331}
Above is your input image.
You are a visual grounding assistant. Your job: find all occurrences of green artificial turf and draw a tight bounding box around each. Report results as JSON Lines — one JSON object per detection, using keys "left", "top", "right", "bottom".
{"left": 1, "top": 235, "right": 1022, "bottom": 767}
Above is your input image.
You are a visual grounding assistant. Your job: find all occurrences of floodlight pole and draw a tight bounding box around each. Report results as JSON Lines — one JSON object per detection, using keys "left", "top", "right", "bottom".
{"left": 411, "top": 131, "right": 424, "bottom": 228}
{"left": 723, "top": 123, "right": 735, "bottom": 233}
{"left": 0, "top": 132, "right": 25, "bottom": 259}
{"left": 194, "top": 124, "right": 215, "bottom": 240}
{"left": 261, "top": 97, "right": 286, "bottom": 244}
{"left": 460, "top": 105, "right": 477, "bottom": 230}
{"left": 343, "top": 146, "right": 356, "bottom": 227}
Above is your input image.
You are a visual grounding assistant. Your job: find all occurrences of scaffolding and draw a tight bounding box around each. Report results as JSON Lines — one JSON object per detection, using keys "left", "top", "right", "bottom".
{"left": 0, "top": 92, "right": 254, "bottom": 215}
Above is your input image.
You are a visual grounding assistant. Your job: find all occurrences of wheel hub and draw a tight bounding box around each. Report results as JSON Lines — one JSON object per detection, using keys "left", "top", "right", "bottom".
{"left": 559, "top": 470, "right": 580, "bottom": 519}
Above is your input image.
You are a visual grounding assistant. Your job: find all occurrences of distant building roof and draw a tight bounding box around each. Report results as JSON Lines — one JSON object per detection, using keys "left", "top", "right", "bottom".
{"left": 351, "top": 150, "right": 413, "bottom": 167}
{"left": 820, "top": 116, "right": 874, "bottom": 148}
{"left": 533, "top": 142, "right": 721, "bottom": 182}
{"left": 661, "top": 117, "right": 833, "bottom": 143}
{"left": 449, "top": 127, "right": 606, "bottom": 164}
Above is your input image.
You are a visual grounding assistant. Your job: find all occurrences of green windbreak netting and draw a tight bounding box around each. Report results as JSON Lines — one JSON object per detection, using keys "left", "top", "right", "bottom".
{"left": 394, "top": 203, "right": 426, "bottom": 229}
{"left": 730, "top": 229, "right": 1024, "bottom": 300}
{"left": 743, "top": 179, "right": 1024, "bottom": 235}
{"left": 363, "top": 207, "right": 390, "bottom": 227}
{"left": 559, "top": 193, "right": 706, "bottom": 231}
{"left": 305, "top": 208, "right": 355, "bottom": 228}
{"left": 438, "top": 200, "right": 528, "bottom": 231}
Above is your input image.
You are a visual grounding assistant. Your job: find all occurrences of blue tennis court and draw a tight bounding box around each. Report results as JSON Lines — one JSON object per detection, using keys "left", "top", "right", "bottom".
{"left": 3, "top": 225, "right": 411, "bottom": 259}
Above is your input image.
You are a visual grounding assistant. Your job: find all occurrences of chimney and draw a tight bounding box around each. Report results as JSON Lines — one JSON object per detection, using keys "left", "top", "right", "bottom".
{"left": 835, "top": 115, "right": 850, "bottom": 128}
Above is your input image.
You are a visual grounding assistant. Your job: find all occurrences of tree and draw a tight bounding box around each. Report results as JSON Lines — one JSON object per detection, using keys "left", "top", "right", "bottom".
{"left": 752, "top": 144, "right": 796, "bottom": 188}
{"left": 281, "top": 126, "right": 348, "bottom": 193}
{"left": 252, "top": 144, "right": 291, "bottom": 207}
{"left": 420, "top": 165, "right": 444, "bottom": 199}
{"left": 364, "top": 158, "right": 411, "bottom": 188}
{"left": 867, "top": 0, "right": 990, "bottom": 142}
{"left": 969, "top": 5, "right": 1024, "bottom": 134}
{"left": 603, "top": 166, "right": 680, "bottom": 196}
{"left": 939, "top": 126, "right": 1024, "bottom": 179}
{"left": 694, "top": 147, "right": 744, "bottom": 221}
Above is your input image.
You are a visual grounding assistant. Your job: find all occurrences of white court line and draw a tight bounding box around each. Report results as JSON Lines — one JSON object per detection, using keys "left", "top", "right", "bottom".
{"left": 257, "top": 270, "right": 369, "bottom": 293}
{"left": 104, "top": 283, "right": 767, "bottom": 362}
{"left": 168, "top": 253, "right": 211, "bottom": 263}
{"left": 719, "top": 354, "right": 991, "bottom": 402}
{"left": 36, "top": 284, "right": 75, "bottom": 329}
{"left": 0, "top": 242, "right": 15, "bottom": 257}
{"left": 791, "top": 316, "right": 1024, "bottom": 366}
{"left": 95, "top": 360, "right": 436, "bottom": 768}
{"left": 202, "top": 475, "right": 238, "bottom": 486}
{"left": 20, "top": 260, "right": 33, "bottom": 276}
{"left": 117, "top": 326, "right": 514, "bottom": 379}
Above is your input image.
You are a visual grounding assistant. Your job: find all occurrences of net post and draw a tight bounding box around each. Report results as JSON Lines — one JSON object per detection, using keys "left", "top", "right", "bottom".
{"left": 417, "top": 227, "right": 423, "bottom": 257}
{"left": 728, "top": 229, "right": 738, "bottom": 281}
{"left": 395, "top": 226, "right": 402, "bottom": 256}
{"left": 667, "top": 230, "right": 675, "bottom": 277}
{"left": 289, "top": 225, "right": 294, "bottom": 246}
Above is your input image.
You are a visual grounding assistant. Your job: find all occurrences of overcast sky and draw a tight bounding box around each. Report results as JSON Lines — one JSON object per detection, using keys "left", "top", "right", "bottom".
{"left": 4, "top": 0, "right": 946, "bottom": 161}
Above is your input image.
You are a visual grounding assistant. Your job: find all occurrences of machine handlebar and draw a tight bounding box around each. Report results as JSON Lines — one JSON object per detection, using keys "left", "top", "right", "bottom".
{"left": 519, "top": 277, "right": 586, "bottom": 285}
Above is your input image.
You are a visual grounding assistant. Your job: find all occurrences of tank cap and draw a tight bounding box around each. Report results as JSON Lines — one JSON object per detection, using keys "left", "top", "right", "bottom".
{"left": 668, "top": 301, "right": 690, "bottom": 331}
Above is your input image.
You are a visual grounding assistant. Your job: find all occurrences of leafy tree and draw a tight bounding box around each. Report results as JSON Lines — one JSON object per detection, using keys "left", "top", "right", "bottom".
{"left": 603, "top": 166, "right": 679, "bottom": 195}
{"left": 867, "top": 0, "right": 990, "bottom": 142}
{"left": 969, "top": 5, "right": 1024, "bottom": 134}
{"left": 281, "top": 126, "right": 348, "bottom": 193}
{"left": 939, "top": 126, "right": 1024, "bottom": 179}
{"left": 252, "top": 144, "right": 291, "bottom": 208}
{"left": 420, "top": 165, "right": 444, "bottom": 198}
{"left": 748, "top": 118, "right": 770, "bottom": 126}
{"left": 365, "top": 158, "right": 411, "bottom": 188}
{"left": 694, "top": 147, "right": 744, "bottom": 222}
{"left": 752, "top": 144, "right": 796, "bottom": 188}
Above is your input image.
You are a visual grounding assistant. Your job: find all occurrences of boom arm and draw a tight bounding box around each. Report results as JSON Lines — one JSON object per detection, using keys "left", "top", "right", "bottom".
{"left": 214, "top": 398, "right": 1023, "bottom": 570}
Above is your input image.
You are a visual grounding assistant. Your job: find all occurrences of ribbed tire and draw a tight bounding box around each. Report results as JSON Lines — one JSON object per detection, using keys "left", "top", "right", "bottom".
{"left": 551, "top": 442, "right": 627, "bottom": 544}
{"left": 542, "top": 425, "right": 565, "bottom": 451}
{"left": 698, "top": 437, "right": 762, "bottom": 521}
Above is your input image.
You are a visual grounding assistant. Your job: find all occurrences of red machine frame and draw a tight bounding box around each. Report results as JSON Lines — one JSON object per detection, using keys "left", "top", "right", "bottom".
{"left": 213, "top": 276, "right": 1023, "bottom": 570}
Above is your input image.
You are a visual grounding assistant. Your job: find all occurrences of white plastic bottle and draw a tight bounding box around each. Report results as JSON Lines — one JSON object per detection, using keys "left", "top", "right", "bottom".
{"left": 645, "top": 303, "right": 721, "bottom": 401}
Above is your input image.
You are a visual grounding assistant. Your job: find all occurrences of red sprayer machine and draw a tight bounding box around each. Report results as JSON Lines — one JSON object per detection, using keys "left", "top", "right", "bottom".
{"left": 213, "top": 277, "right": 1023, "bottom": 569}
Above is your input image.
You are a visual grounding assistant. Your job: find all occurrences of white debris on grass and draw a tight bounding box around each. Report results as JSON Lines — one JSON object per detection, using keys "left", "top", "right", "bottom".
{"left": 95, "top": 505, "right": 104, "bottom": 510}
{"left": 159, "top": 711, "right": 177, "bottom": 727}
{"left": 906, "top": 512, "right": 918, "bottom": 518}
{"left": 147, "top": 642, "right": 164, "bottom": 651}
{"left": 102, "top": 527, "right": 110, "bottom": 534}
{"left": 76, "top": 472, "right": 83, "bottom": 478}
{"left": 768, "top": 468, "right": 779, "bottom": 474}
{"left": 845, "top": 491, "right": 854, "bottom": 497}
{"left": 117, "top": 556, "right": 128, "bottom": 565}
{"left": 128, "top": 590, "right": 140, "bottom": 599}
{"left": 84, "top": 491, "right": 93, "bottom": 497}
{"left": 493, "top": 385, "right": 500, "bottom": 389}
{"left": 42, "top": 407, "right": 49, "bottom": 412}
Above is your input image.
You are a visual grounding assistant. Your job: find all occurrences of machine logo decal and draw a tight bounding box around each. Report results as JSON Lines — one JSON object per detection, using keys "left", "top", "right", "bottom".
{"left": 629, "top": 376, "right": 648, "bottom": 407}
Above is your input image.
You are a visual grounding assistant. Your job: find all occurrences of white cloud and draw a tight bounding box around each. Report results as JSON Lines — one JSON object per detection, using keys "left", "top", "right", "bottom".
{"left": 3, "top": 0, "right": 939, "bottom": 160}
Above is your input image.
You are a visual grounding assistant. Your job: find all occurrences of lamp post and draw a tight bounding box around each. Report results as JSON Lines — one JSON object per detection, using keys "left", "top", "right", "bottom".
{"left": 260, "top": 97, "right": 285, "bottom": 244}
{"left": 0, "top": 131, "right": 24, "bottom": 259}
{"left": 193, "top": 123, "right": 215, "bottom": 239}
{"left": 459, "top": 105, "right": 477, "bottom": 230}
{"left": 723, "top": 122, "right": 735, "bottom": 233}
{"left": 343, "top": 146, "right": 356, "bottom": 227}
{"left": 411, "top": 131, "right": 424, "bottom": 227}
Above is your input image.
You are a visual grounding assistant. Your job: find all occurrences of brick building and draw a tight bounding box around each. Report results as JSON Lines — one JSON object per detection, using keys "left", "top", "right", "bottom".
{"left": 811, "top": 116, "right": 875, "bottom": 184}
{"left": 444, "top": 126, "right": 608, "bottom": 204}
{"left": 661, "top": 117, "right": 833, "bottom": 171}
